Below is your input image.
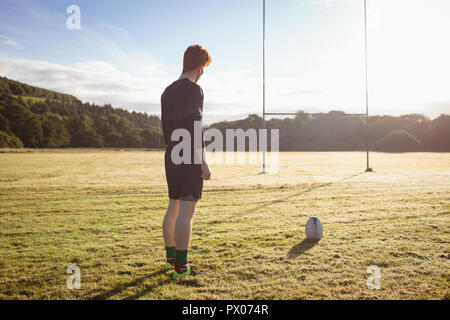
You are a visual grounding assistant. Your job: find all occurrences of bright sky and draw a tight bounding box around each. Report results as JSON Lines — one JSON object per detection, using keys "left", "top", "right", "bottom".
{"left": 0, "top": 0, "right": 448, "bottom": 123}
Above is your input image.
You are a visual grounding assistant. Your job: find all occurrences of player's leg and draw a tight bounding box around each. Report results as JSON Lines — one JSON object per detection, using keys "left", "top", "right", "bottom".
{"left": 162, "top": 199, "right": 180, "bottom": 269}
{"left": 173, "top": 198, "right": 198, "bottom": 278}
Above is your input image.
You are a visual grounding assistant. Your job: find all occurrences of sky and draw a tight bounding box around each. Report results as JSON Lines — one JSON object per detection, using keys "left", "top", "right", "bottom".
{"left": 0, "top": 0, "right": 449, "bottom": 123}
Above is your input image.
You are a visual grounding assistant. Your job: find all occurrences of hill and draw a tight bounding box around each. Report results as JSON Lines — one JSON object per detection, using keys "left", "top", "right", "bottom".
{"left": 0, "top": 76, "right": 163, "bottom": 148}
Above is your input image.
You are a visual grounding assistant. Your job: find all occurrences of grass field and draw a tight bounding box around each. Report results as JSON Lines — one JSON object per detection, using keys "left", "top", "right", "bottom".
{"left": 0, "top": 150, "right": 448, "bottom": 300}
{"left": 11, "top": 95, "right": 47, "bottom": 103}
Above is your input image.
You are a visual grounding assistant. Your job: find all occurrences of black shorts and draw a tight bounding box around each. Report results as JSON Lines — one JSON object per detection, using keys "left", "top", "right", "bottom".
{"left": 164, "top": 149, "right": 203, "bottom": 201}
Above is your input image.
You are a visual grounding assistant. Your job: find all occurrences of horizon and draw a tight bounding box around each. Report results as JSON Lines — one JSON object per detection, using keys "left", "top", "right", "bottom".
{"left": 0, "top": 0, "right": 449, "bottom": 123}
{"left": 2, "top": 75, "right": 447, "bottom": 124}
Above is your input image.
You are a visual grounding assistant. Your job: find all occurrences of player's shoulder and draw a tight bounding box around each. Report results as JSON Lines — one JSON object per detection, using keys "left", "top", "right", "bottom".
{"left": 191, "top": 82, "right": 203, "bottom": 98}
{"left": 164, "top": 78, "right": 200, "bottom": 90}
{"left": 179, "top": 79, "right": 203, "bottom": 99}
{"left": 162, "top": 79, "right": 203, "bottom": 100}
{"left": 184, "top": 79, "right": 202, "bottom": 92}
{"left": 161, "top": 80, "right": 178, "bottom": 100}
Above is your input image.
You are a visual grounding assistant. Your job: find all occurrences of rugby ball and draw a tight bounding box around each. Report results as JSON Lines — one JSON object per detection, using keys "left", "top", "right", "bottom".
{"left": 305, "top": 217, "right": 323, "bottom": 240}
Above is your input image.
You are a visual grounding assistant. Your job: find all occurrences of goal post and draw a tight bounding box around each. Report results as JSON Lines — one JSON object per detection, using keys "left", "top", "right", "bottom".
{"left": 260, "top": 0, "right": 373, "bottom": 173}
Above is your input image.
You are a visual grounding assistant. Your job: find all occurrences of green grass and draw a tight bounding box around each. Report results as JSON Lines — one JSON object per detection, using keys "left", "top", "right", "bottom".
{"left": 11, "top": 95, "right": 47, "bottom": 103}
{"left": 0, "top": 150, "right": 448, "bottom": 299}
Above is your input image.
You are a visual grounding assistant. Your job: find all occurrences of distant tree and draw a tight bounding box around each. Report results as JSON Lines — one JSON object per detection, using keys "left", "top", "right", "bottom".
{"left": 122, "top": 133, "right": 142, "bottom": 148}
{"left": 0, "top": 78, "right": 10, "bottom": 94}
{"left": 374, "top": 129, "right": 421, "bottom": 152}
{"left": 66, "top": 115, "right": 101, "bottom": 147}
{"left": 9, "top": 83, "right": 25, "bottom": 95}
{"left": 94, "top": 116, "right": 113, "bottom": 137}
{"left": 41, "top": 113, "right": 71, "bottom": 148}
{"left": 142, "top": 127, "right": 163, "bottom": 148}
{"left": 0, "top": 113, "right": 9, "bottom": 132}
{"left": 105, "top": 132, "right": 122, "bottom": 147}
{"left": 17, "top": 96, "right": 26, "bottom": 106}
{"left": 422, "top": 114, "right": 450, "bottom": 151}
{"left": 399, "top": 114, "right": 431, "bottom": 142}
{"left": 3, "top": 102, "right": 43, "bottom": 147}
{"left": 0, "top": 130, "right": 23, "bottom": 148}
{"left": 31, "top": 101, "right": 51, "bottom": 114}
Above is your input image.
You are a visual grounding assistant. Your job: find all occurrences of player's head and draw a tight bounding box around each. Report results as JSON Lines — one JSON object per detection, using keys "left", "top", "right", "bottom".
{"left": 182, "top": 45, "right": 212, "bottom": 82}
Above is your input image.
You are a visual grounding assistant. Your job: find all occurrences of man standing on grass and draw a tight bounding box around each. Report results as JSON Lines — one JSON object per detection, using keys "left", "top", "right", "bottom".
{"left": 160, "top": 45, "right": 212, "bottom": 279}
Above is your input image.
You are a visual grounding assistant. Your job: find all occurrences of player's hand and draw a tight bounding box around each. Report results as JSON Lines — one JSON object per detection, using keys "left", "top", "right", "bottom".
{"left": 200, "top": 162, "right": 211, "bottom": 180}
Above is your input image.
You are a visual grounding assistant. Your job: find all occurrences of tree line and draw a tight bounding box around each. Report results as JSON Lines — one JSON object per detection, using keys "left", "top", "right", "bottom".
{"left": 0, "top": 76, "right": 163, "bottom": 148}
{"left": 0, "top": 76, "right": 448, "bottom": 151}
{"left": 209, "top": 111, "right": 450, "bottom": 152}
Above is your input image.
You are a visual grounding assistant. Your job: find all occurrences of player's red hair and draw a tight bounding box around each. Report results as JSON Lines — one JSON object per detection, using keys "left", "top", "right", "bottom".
{"left": 182, "top": 45, "right": 212, "bottom": 73}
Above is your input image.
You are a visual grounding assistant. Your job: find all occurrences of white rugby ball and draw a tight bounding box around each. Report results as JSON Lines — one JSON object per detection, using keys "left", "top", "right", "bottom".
{"left": 305, "top": 217, "right": 323, "bottom": 240}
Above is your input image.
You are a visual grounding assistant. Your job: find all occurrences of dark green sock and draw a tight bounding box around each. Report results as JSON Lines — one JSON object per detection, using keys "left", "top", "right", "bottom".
{"left": 175, "top": 249, "right": 189, "bottom": 272}
{"left": 165, "top": 246, "right": 176, "bottom": 261}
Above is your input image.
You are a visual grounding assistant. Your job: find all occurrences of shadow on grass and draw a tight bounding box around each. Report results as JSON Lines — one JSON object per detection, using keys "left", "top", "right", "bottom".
{"left": 90, "top": 269, "right": 166, "bottom": 300}
{"left": 124, "top": 277, "right": 202, "bottom": 300}
{"left": 91, "top": 268, "right": 203, "bottom": 300}
{"left": 288, "top": 239, "right": 319, "bottom": 257}
{"left": 245, "top": 172, "right": 364, "bottom": 215}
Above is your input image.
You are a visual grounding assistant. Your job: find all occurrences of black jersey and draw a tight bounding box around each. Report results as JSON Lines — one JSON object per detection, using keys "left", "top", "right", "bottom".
{"left": 161, "top": 78, "right": 204, "bottom": 151}
{"left": 160, "top": 78, "right": 205, "bottom": 201}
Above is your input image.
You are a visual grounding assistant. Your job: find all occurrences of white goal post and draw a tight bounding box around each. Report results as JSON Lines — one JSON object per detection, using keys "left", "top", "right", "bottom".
{"left": 260, "top": 0, "right": 373, "bottom": 173}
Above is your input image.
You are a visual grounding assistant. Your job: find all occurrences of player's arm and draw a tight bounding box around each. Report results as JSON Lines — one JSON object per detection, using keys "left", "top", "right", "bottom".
{"left": 190, "top": 86, "right": 211, "bottom": 180}
{"left": 200, "top": 145, "right": 211, "bottom": 180}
